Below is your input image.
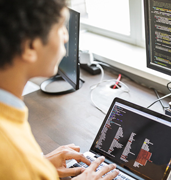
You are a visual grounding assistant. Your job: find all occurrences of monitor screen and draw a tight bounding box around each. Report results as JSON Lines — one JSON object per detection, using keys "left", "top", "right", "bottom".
{"left": 58, "top": 8, "right": 80, "bottom": 90}
{"left": 144, "top": 0, "right": 171, "bottom": 76}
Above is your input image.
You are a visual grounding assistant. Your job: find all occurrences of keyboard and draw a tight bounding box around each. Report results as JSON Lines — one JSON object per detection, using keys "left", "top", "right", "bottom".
{"left": 70, "top": 155, "right": 135, "bottom": 180}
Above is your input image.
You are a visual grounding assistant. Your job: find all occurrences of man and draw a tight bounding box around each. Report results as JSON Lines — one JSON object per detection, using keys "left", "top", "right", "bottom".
{"left": 0, "top": 0, "right": 119, "bottom": 179}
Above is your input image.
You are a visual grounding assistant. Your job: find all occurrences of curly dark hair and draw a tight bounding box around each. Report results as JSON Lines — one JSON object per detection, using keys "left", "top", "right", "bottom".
{"left": 0, "top": 0, "right": 67, "bottom": 68}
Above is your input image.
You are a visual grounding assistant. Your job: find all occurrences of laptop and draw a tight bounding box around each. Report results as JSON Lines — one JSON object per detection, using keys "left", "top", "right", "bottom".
{"left": 67, "top": 97, "right": 171, "bottom": 180}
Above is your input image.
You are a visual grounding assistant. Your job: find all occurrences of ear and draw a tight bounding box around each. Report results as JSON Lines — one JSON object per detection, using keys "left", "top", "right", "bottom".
{"left": 21, "top": 39, "right": 40, "bottom": 63}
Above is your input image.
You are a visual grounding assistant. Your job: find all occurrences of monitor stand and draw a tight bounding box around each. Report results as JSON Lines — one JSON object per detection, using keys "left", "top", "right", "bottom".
{"left": 40, "top": 74, "right": 84, "bottom": 94}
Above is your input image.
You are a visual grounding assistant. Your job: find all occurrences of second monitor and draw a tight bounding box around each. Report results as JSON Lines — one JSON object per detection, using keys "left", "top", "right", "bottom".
{"left": 41, "top": 8, "right": 82, "bottom": 94}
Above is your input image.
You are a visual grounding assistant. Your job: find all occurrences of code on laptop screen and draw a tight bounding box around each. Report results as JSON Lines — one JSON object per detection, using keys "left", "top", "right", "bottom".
{"left": 93, "top": 100, "right": 171, "bottom": 180}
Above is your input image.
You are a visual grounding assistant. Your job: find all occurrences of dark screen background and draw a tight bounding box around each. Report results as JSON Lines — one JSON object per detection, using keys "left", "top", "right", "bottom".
{"left": 93, "top": 103, "right": 171, "bottom": 180}
{"left": 146, "top": 0, "right": 171, "bottom": 75}
{"left": 58, "top": 9, "right": 80, "bottom": 89}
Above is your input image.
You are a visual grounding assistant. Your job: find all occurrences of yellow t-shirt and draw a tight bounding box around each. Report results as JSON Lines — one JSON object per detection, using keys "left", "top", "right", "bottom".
{"left": 0, "top": 102, "right": 59, "bottom": 180}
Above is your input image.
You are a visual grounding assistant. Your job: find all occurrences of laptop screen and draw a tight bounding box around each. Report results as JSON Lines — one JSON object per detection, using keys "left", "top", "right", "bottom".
{"left": 91, "top": 98, "right": 171, "bottom": 180}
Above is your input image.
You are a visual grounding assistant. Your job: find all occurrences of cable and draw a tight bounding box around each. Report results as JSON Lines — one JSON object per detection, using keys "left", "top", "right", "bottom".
{"left": 93, "top": 60, "right": 136, "bottom": 83}
{"left": 147, "top": 92, "right": 171, "bottom": 109}
{"left": 94, "top": 59, "right": 171, "bottom": 111}
{"left": 147, "top": 82, "right": 171, "bottom": 110}
{"left": 167, "top": 82, "right": 171, "bottom": 92}
{"left": 80, "top": 52, "right": 171, "bottom": 111}
{"left": 95, "top": 63, "right": 104, "bottom": 83}
{"left": 90, "top": 79, "right": 130, "bottom": 114}
{"left": 89, "top": 61, "right": 126, "bottom": 91}
{"left": 88, "top": 59, "right": 130, "bottom": 114}
{"left": 153, "top": 88, "right": 168, "bottom": 111}
{"left": 89, "top": 62, "right": 104, "bottom": 90}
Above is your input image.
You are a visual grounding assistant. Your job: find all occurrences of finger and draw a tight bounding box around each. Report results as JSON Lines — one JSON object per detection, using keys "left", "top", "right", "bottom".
{"left": 63, "top": 151, "right": 91, "bottom": 166}
{"left": 45, "top": 144, "right": 79, "bottom": 158}
{"left": 57, "top": 167, "right": 85, "bottom": 177}
{"left": 97, "top": 164, "right": 116, "bottom": 178}
{"left": 103, "top": 169, "right": 120, "bottom": 180}
{"left": 89, "top": 156, "right": 105, "bottom": 170}
{"left": 66, "top": 144, "right": 80, "bottom": 152}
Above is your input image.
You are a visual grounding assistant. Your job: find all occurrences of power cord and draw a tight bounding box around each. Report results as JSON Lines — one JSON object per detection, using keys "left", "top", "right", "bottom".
{"left": 88, "top": 60, "right": 130, "bottom": 114}
{"left": 90, "top": 62, "right": 104, "bottom": 89}
{"left": 88, "top": 56, "right": 128, "bottom": 91}
{"left": 147, "top": 89, "right": 171, "bottom": 110}
{"left": 93, "top": 60, "right": 136, "bottom": 83}
{"left": 94, "top": 60, "right": 171, "bottom": 111}
{"left": 80, "top": 51, "right": 171, "bottom": 112}
{"left": 167, "top": 82, "right": 171, "bottom": 91}
{"left": 147, "top": 82, "right": 171, "bottom": 110}
{"left": 150, "top": 88, "right": 169, "bottom": 112}
{"left": 90, "top": 79, "right": 130, "bottom": 114}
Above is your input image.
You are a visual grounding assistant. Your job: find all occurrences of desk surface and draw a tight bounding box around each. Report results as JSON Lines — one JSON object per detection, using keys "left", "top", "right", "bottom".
{"left": 24, "top": 69, "right": 171, "bottom": 155}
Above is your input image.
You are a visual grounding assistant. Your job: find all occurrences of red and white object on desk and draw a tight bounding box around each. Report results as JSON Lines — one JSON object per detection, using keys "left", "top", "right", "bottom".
{"left": 113, "top": 74, "right": 122, "bottom": 89}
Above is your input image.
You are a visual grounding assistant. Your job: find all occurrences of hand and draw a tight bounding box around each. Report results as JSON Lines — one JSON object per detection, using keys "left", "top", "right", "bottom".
{"left": 45, "top": 144, "right": 91, "bottom": 178}
{"left": 72, "top": 156, "right": 119, "bottom": 180}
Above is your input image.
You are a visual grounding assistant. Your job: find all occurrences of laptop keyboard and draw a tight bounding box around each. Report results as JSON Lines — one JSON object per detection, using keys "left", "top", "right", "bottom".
{"left": 70, "top": 156, "right": 134, "bottom": 180}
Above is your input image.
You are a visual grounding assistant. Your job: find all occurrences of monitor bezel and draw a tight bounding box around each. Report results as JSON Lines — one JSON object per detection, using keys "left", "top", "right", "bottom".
{"left": 144, "top": 0, "right": 171, "bottom": 76}
{"left": 58, "top": 8, "right": 80, "bottom": 90}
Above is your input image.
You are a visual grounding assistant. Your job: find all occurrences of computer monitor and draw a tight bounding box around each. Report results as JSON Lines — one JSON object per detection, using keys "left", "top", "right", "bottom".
{"left": 144, "top": 0, "right": 171, "bottom": 76}
{"left": 41, "top": 8, "right": 83, "bottom": 94}
{"left": 144, "top": 0, "right": 171, "bottom": 109}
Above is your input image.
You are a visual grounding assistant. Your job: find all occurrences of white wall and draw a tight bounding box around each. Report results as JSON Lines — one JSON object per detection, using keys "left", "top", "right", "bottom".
{"left": 68, "top": 0, "right": 87, "bottom": 16}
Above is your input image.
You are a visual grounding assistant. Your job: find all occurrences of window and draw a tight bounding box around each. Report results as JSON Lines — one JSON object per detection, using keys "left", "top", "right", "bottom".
{"left": 71, "top": 0, "right": 145, "bottom": 47}
{"left": 69, "top": 0, "right": 171, "bottom": 92}
{"left": 85, "top": 0, "right": 130, "bottom": 36}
